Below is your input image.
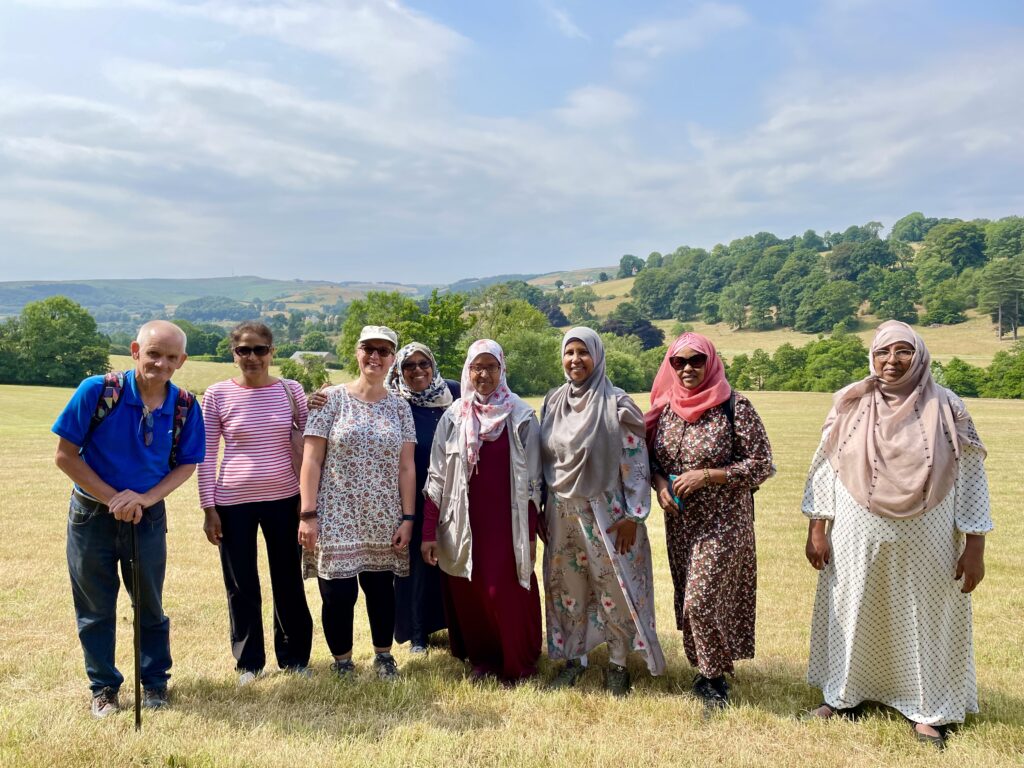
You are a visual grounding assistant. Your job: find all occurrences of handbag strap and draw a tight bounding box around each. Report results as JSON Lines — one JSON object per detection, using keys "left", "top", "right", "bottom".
{"left": 280, "top": 379, "right": 300, "bottom": 429}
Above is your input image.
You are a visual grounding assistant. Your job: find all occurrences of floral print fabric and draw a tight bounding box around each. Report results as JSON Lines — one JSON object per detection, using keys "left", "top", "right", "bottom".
{"left": 544, "top": 428, "right": 665, "bottom": 674}
{"left": 651, "top": 394, "right": 773, "bottom": 678}
{"left": 303, "top": 385, "right": 416, "bottom": 580}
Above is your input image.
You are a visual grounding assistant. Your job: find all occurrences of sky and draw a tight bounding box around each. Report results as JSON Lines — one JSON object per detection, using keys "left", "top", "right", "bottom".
{"left": 1, "top": 0, "right": 1023, "bottom": 285}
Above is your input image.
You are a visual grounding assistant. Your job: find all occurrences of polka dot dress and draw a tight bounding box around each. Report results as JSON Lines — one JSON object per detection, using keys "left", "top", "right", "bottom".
{"left": 801, "top": 393, "right": 993, "bottom": 726}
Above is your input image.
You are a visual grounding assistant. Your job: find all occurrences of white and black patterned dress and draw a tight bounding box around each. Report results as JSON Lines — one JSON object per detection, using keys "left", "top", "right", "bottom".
{"left": 802, "top": 392, "right": 992, "bottom": 725}
{"left": 303, "top": 386, "right": 416, "bottom": 580}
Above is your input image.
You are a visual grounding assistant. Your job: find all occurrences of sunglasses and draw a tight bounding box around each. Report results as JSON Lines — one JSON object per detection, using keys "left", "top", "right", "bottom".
{"left": 669, "top": 353, "right": 708, "bottom": 371}
{"left": 401, "top": 360, "right": 433, "bottom": 372}
{"left": 360, "top": 344, "right": 395, "bottom": 358}
{"left": 140, "top": 407, "right": 154, "bottom": 447}
{"left": 234, "top": 345, "right": 272, "bottom": 357}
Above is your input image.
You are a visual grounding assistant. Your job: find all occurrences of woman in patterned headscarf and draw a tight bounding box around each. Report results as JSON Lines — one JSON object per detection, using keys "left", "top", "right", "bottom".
{"left": 646, "top": 332, "right": 774, "bottom": 711}
{"left": 385, "top": 343, "right": 460, "bottom": 653}
{"left": 420, "top": 339, "right": 543, "bottom": 683}
{"left": 801, "top": 321, "right": 991, "bottom": 748}
{"left": 540, "top": 328, "right": 665, "bottom": 696}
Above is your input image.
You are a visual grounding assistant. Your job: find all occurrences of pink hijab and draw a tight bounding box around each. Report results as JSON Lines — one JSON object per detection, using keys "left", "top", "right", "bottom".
{"left": 458, "top": 339, "right": 516, "bottom": 470}
{"left": 644, "top": 333, "right": 732, "bottom": 444}
{"left": 822, "top": 320, "right": 985, "bottom": 520}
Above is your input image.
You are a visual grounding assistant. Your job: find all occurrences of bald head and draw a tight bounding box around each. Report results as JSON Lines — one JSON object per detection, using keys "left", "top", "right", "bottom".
{"left": 136, "top": 320, "right": 187, "bottom": 353}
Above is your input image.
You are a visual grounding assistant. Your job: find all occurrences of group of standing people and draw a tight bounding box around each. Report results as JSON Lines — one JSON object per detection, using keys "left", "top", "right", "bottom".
{"left": 52, "top": 316, "right": 991, "bottom": 750}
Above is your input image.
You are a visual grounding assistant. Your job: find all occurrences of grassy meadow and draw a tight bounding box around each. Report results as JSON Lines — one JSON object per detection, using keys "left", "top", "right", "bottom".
{"left": 1, "top": 375, "right": 1022, "bottom": 768}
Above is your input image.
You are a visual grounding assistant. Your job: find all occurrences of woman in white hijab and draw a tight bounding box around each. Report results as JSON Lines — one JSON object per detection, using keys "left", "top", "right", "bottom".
{"left": 801, "top": 321, "right": 992, "bottom": 748}
{"left": 540, "top": 328, "right": 665, "bottom": 696}
{"left": 420, "top": 340, "right": 543, "bottom": 683}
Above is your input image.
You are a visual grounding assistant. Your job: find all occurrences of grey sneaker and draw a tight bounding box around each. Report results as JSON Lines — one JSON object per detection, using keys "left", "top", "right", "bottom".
{"left": 409, "top": 644, "right": 428, "bottom": 655}
{"left": 331, "top": 659, "right": 355, "bottom": 680}
{"left": 285, "top": 665, "right": 313, "bottom": 679}
{"left": 605, "top": 663, "right": 631, "bottom": 697}
{"left": 373, "top": 652, "right": 400, "bottom": 681}
{"left": 237, "top": 670, "right": 261, "bottom": 687}
{"left": 142, "top": 687, "right": 169, "bottom": 710}
{"left": 548, "top": 659, "right": 586, "bottom": 689}
{"left": 90, "top": 687, "right": 119, "bottom": 719}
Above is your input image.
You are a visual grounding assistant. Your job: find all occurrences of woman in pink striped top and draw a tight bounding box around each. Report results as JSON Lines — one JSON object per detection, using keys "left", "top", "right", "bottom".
{"left": 198, "top": 321, "right": 313, "bottom": 684}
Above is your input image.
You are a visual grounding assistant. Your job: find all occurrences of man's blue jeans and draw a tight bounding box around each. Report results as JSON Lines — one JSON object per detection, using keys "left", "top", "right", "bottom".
{"left": 66, "top": 492, "right": 172, "bottom": 694}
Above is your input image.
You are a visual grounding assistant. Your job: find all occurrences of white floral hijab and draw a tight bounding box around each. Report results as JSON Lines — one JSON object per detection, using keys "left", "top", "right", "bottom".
{"left": 458, "top": 339, "right": 515, "bottom": 470}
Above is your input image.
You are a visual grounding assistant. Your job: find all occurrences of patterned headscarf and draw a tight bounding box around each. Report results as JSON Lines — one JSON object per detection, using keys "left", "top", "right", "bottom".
{"left": 541, "top": 327, "right": 645, "bottom": 498}
{"left": 822, "top": 320, "right": 984, "bottom": 520}
{"left": 644, "top": 332, "right": 732, "bottom": 444}
{"left": 458, "top": 339, "right": 515, "bottom": 470}
{"left": 386, "top": 342, "right": 453, "bottom": 409}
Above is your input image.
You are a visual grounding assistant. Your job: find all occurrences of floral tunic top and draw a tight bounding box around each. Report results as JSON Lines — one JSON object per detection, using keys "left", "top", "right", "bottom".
{"left": 303, "top": 385, "right": 416, "bottom": 580}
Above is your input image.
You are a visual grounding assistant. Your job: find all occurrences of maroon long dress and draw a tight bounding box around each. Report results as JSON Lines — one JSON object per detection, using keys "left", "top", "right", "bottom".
{"left": 425, "top": 430, "right": 541, "bottom": 682}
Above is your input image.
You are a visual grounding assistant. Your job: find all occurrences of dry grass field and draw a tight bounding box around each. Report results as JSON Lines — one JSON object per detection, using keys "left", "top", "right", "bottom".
{"left": 1, "top": 379, "right": 1021, "bottom": 768}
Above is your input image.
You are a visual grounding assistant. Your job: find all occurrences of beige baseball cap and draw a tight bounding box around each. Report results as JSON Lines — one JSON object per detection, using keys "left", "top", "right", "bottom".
{"left": 357, "top": 325, "right": 398, "bottom": 347}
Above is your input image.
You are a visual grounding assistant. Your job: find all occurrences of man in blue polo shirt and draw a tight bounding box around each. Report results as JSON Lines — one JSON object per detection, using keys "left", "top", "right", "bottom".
{"left": 52, "top": 320, "right": 205, "bottom": 718}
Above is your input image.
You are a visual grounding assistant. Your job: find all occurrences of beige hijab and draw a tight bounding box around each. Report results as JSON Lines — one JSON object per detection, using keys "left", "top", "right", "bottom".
{"left": 541, "top": 328, "right": 645, "bottom": 499}
{"left": 823, "top": 320, "right": 985, "bottom": 519}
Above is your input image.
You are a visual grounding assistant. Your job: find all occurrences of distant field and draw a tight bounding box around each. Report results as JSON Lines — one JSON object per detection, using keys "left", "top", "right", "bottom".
{"left": 2, "top": 385, "right": 1021, "bottom": 767}
{"left": 107, "top": 356, "right": 351, "bottom": 395}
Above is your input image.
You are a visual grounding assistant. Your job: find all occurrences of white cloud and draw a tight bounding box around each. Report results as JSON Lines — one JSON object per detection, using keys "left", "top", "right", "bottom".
{"left": 616, "top": 2, "right": 751, "bottom": 57}
{"left": 555, "top": 86, "right": 636, "bottom": 128}
{"left": 543, "top": 3, "right": 589, "bottom": 40}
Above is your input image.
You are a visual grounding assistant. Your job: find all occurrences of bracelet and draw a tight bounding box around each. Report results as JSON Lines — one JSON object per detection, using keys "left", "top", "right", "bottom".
{"left": 298, "top": 510, "right": 319, "bottom": 520}
{"left": 702, "top": 467, "right": 711, "bottom": 487}
{"left": 401, "top": 514, "right": 415, "bottom": 522}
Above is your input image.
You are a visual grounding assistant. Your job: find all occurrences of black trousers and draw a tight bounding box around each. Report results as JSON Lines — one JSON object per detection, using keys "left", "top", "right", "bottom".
{"left": 217, "top": 495, "right": 312, "bottom": 672}
{"left": 318, "top": 570, "right": 395, "bottom": 656}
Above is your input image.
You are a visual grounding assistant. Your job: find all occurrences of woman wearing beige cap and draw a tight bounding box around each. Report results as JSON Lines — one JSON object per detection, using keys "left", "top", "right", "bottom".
{"left": 298, "top": 325, "right": 417, "bottom": 680}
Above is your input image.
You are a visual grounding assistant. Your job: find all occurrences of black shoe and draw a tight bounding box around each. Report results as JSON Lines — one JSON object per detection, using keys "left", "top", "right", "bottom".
{"left": 90, "top": 686, "right": 120, "bottom": 719}
{"left": 692, "top": 674, "right": 729, "bottom": 711}
{"left": 604, "top": 663, "right": 631, "bottom": 697}
{"left": 911, "top": 720, "right": 946, "bottom": 749}
{"left": 330, "top": 659, "right": 355, "bottom": 680}
{"left": 142, "top": 686, "right": 168, "bottom": 710}
{"left": 373, "top": 652, "right": 400, "bottom": 681}
{"left": 548, "top": 659, "right": 586, "bottom": 689}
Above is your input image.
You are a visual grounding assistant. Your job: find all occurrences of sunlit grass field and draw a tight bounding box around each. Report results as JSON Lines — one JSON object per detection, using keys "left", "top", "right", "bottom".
{"left": 1, "top": 382, "right": 1021, "bottom": 767}
{"left": 107, "top": 356, "right": 351, "bottom": 395}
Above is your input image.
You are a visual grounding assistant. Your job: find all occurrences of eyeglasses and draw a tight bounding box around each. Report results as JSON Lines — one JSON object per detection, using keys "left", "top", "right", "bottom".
{"left": 468, "top": 364, "right": 501, "bottom": 376}
{"left": 234, "top": 345, "right": 271, "bottom": 357}
{"left": 872, "top": 348, "right": 914, "bottom": 362}
{"left": 669, "top": 353, "right": 707, "bottom": 371}
{"left": 140, "top": 407, "right": 154, "bottom": 447}
{"left": 360, "top": 345, "right": 395, "bottom": 358}
{"left": 401, "top": 360, "right": 433, "bottom": 372}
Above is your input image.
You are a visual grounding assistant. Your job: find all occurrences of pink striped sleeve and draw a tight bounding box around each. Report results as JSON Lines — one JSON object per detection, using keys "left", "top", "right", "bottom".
{"left": 197, "top": 384, "right": 222, "bottom": 509}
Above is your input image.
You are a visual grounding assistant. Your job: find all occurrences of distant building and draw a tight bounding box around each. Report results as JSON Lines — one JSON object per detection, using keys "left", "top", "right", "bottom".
{"left": 290, "top": 350, "right": 337, "bottom": 363}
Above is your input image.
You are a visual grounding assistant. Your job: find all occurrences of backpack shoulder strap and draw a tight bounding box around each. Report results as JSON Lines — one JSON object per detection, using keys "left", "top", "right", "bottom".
{"left": 169, "top": 386, "right": 196, "bottom": 469}
{"left": 82, "top": 371, "right": 125, "bottom": 451}
{"left": 723, "top": 389, "right": 736, "bottom": 429}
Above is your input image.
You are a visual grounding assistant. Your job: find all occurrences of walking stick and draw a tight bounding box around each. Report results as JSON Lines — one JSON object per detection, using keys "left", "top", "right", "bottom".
{"left": 130, "top": 520, "right": 142, "bottom": 731}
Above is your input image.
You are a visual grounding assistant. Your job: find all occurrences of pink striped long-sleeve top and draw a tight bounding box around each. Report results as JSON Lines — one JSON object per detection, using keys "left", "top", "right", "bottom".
{"left": 198, "top": 378, "right": 308, "bottom": 508}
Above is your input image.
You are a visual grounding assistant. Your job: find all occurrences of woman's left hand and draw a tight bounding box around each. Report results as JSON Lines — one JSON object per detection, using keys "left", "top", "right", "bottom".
{"left": 956, "top": 536, "right": 985, "bottom": 593}
{"left": 672, "top": 470, "right": 708, "bottom": 499}
{"left": 606, "top": 519, "right": 637, "bottom": 555}
{"left": 392, "top": 520, "right": 413, "bottom": 554}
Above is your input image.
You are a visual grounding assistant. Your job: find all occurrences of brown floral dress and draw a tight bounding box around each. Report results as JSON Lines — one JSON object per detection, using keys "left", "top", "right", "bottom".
{"left": 651, "top": 394, "right": 773, "bottom": 678}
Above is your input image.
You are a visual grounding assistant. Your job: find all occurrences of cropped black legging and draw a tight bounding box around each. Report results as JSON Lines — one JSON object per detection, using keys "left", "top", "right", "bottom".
{"left": 317, "top": 571, "right": 395, "bottom": 656}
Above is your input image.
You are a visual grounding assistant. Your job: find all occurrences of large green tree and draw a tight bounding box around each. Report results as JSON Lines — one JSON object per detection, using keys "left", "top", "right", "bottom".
{"left": 11, "top": 296, "right": 108, "bottom": 386}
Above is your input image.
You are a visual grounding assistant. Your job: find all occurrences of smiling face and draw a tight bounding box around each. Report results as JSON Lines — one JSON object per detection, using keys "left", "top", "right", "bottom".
{"left": 401, "top": 350, "right": 434, "bottom": 393}
{"left": 131, "top": 321, "right": 187, "bottom": 390}
{"left": 562, "top": 339, "right": 594, "bottom": 384}
{"left": 671, "top": 346, "right": 707, "bottom": 390}
{"left": 356, "top": 340, "right": 396, "bottom": 381}
{"left": 468, "top": 353, "right": 501, "bottom": 398}
{"left": 232, "top": 330, "right": 273, "bottom": 384}
{"left": 873, "top": 341, "right": 915, "bottom": 383}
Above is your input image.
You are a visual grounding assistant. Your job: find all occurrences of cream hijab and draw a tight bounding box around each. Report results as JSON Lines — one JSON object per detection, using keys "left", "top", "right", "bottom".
{"left": 823, "top": 320, "right": 985, "bottom": 519}
{"left": 541, "top": 328, "right": 645, "bottom": 498}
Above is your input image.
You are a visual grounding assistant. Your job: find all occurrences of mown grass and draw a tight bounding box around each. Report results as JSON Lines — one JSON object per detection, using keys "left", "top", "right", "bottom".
{"left": 1, "top": 384, "right": 1021, "bottom": 768}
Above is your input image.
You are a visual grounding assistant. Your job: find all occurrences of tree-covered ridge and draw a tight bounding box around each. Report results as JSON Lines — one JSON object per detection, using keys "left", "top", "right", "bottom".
{"left": 625, "top": 214, "right": 1024, "bottom": 338}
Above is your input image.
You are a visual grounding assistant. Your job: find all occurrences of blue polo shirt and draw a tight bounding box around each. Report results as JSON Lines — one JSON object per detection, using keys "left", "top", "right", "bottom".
{"left": 52, "top": 369, "right": 206, "bottom": 494}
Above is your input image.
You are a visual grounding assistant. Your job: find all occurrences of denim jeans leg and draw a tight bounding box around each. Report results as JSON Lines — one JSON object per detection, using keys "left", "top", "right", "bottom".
{"left": 66, "top": 495, "right": 124, "bottom": 695}
{"left": 119, "top": 502, "right": 172, "bottom": 691}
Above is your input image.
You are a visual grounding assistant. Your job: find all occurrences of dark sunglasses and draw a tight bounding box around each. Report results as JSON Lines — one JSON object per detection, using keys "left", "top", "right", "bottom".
{"left": 401, "top": 360, "right": 433, "bottom": 372}
{"left": 140, "top": 408, "right": 154, "bottom": 447}
{"left": 669, "top": 353, "right": 708, "bottom": 371}
{"left": 234, "top": 345, "right": 272, "bottom": 357}
{"left": 360, "top": 344, "right": 395, "bottom": 358}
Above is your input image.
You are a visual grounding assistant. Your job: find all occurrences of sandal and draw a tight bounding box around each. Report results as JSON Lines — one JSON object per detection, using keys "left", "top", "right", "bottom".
{"left": 801, "top": 702, "right": 860, "bottom": 721}
{"left": 910, "top": 720, "right": 946, "bottom": 749}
